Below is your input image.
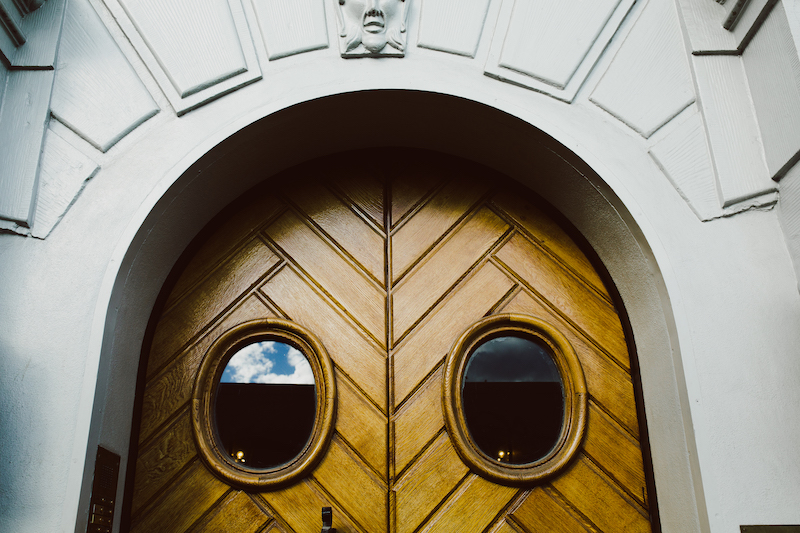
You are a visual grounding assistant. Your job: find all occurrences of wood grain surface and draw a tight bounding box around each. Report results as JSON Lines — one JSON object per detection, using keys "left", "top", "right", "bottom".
{"left": 128, "top": 150, "right": 654, "bottom": 533}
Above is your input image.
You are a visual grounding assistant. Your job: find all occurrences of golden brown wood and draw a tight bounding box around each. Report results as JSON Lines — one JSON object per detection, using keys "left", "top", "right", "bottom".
{"left": 332, "top": 168, "right": 385, "bottom": 229}
{"left": 501, "top": 289, "right": 640, "bottom": 437}
{"left": 336, "top": 374, "right": 387, "bottom": 476}
{"left": 285, "top": 179, "right": 385, "bottom": 283}
{"left": 392, "top": 262, "right": 515, "bottom": 408}
{"left": 391, "top": 168, "right": 442, "bottom": 227}
{"left": 420, "top": 474, "right": 518, "bottom": 533}
{"left": 139, "top": 295, "right": 273, "bottom": 443}
{"left": 583, "top": 402, "right": 647, "bottom": 506}
{"left": 491, "top": 189, "right": 609, "bottom": 300}
{"left": 495, "top": 234, "right": 629, "bottom": 369}
{"left": 391, "top": 177, "right": 489, "bottom": 280}
{"left": 131, "top": 461, "right": 229, "bottom": 533}
{"left": 512, "top": 487, "right": 591, "bottom": 533}
{"left": 393, "top": 207, "right": 510, "bottom": 341}
{"left": 490, "top": 521, "right": 520, "bottom": 533}
{"left": 132, "top": 411, "right": 195, "bottom": 516}
{"left": 390, "top": 165, "right": 444, "bottom": 227}
{"left": 312, "top": 437, "right": 388, "bottom": 532}
{"left": 266, "top": 210, "right": 385, "bottom": 344}
{"left": 129, "top": 150, "right": 654, "bottom": 533}
{"left": 551, "top": 455, "right": 651, "bottom": 533}
{"left": 165, "top": 195, "right": 284, "bottom": 310}
{"left": 393, "top": 433, "right": 469, "bottom": 533}
{"left": 192, "top": 491, "right": 269, "bottom": 533}
{"left": 393, "top": 368, "right": 445, "bottom": 474}
{"left": 260, "top": 479, "right": 363, "bottom": 533}
{"left": 260, "top": 266, "right": 387, "bottom": 409}
{"left": 148, "top": 238, "right": 280, "bottom": 377}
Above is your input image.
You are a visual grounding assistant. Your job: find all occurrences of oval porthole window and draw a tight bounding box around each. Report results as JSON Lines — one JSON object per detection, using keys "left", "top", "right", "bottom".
{"left": 216, "top": 340, "right": 316, "bottom": 469}
{"left": 443, "top": 314, "right": 587, "bottom": 485}
{"left": 192, "top": 319, "right": 336, "bottom": 489}
{"left": 462, "top": 335, "right": 564, "bottom": 465}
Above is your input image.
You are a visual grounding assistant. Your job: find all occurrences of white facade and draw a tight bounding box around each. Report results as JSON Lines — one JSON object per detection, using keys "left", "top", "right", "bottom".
{"left": 1, "top": 0, "right": 800, "bottom": 532}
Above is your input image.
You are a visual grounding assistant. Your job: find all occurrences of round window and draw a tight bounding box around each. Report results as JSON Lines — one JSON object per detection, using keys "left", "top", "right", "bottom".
{"left": 443, "top": 314, "right": 586, "bottom": 485}
{"left": 192, "top": 319, "right": 335, "bottom": 489}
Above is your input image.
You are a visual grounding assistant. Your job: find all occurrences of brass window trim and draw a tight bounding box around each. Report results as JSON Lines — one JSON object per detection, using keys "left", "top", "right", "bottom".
{"left": 442, "top": 313, "right": 587, "bottom": 485}
{"left": 191, "top": 318, "right": 336, "bottom": 489}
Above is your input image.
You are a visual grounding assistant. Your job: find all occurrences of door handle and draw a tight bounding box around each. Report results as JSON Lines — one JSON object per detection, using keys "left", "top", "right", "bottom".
{"left": 321, "top": 506, "right": 336, "bottom": 532}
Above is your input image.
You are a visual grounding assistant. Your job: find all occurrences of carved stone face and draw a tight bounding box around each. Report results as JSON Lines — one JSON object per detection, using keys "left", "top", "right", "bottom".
{"left": 336, "top": 0, "right": 408, "bottom": 57}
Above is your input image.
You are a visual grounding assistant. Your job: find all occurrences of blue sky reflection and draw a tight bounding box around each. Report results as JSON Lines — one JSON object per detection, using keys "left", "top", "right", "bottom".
{"left": 221, "top": 341, "right": 314, "bottom": 384}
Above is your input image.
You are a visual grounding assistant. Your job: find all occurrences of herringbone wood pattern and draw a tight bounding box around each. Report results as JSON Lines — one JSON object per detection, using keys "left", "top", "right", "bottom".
{"left": 128, "top": 150, "right": 653, "bottom": 533}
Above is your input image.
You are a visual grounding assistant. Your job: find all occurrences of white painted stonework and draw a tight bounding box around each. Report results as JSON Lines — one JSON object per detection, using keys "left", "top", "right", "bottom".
{"left": 335, "top": 0, "right": 410, "bottom": 57}
{"left": 1, "top": 0, "right": 800, "bottom": 532}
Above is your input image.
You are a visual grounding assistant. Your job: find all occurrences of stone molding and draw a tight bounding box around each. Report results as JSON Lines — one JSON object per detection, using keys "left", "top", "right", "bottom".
{"left": 3, "top": 0, "right": 800, "bottom": 236}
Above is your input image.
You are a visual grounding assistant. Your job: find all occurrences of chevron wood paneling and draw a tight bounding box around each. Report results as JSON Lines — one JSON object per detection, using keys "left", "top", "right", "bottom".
{"left": 129, "top": 150, "right": 654, "bottom": 533}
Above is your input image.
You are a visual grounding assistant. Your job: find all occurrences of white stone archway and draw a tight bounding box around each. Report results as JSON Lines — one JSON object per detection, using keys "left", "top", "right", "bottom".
{"left": 77, "top": 90, "right": 707, "bottom": 533}
{"left": 3, "top": 1, "right": 800, "bottom": 532}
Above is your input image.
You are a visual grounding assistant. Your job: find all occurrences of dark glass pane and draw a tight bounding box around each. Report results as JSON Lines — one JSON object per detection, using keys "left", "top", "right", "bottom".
{"left": 215, "top": 341, "right": 316, "bottom": 469}
{"left": 462, "top": 335, "right": 564, "bottom": 464}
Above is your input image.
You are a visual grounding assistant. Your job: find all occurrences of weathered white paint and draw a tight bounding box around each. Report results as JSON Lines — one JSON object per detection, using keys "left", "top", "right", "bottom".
{"left": 675, "top": 1, "right": 736, "bottom": 52}
{"left": 104, "top": 0, "right": 261, "bottom": 114}
{"left": 485, "top": 0, "right": 635, "bottom": 101}
{"left": 1, "top": 2, "right": 800, "bottom": 533}
{"left": 778, "top": 160, "right": 800, "bottom": 290}
{"left": 334, "top": 0, "right": 410, "bottom": 57}
{"left": 729, "top": 0, "right": 777, "bottom": 45}
{"left": 29, "top": 127, "right": 99, "bottom": 239}
{"left": 251, "top": 0, "right": 328, "bottom": 60}
{"left": 675, "top": 0, "right": 776, "bottom": 53}
{"left": 417, "top": 0, "right": 492, "bottom": 57}
{"left": 1, "top": 0, "right": 66, "bottom": 67}
{"left": 743, "top": 1, "right": 800, "bottom": 178}
{"left": 0, "top": 69, "right": 54, "bottom": 226}
{"left": 120, "top": 0, "right": 245, "bottom": 96}
{"left": 50, "top": 0, "right": 159, "bottom": 152}
{"left": 650, "top": 109, "right": 720, "bottom": 220}
{"left": 692, "top": 53, "right": 775, "bottom": 206}
{"left": 591, "top": 0, "right": 695, "bottom": 138}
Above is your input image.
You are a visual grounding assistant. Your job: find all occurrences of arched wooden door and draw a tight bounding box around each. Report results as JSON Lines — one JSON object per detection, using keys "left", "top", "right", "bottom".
{"left": 127, "top": 150, "right": 655, "bottom": 533}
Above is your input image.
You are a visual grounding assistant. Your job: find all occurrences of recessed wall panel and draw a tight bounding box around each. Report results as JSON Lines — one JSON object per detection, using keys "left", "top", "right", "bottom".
{"left": 499, "top": 0, "right": 619, "bottom": 89}
{"left": 485, "top": 0, "right": 635, "bottom": 102}
{"left": 252, "top": 0, "right": 328, "bottom": 59}
{"left": 590, "top": 0, "right": 695, "bottom": 138}
{"left": 105, "top": 0, "right": 261, "bottom": 115}
{"left": 51, "top": 0, "right": 159, "bottom": 152}
{"left": 650, "top": 110, "right": 721, "bottom": 221}
{"left": 120, "top": 0, "right": 246, "bottom": 97}
{"left": 417, "top": 0, "right": 492, "bottom": 58}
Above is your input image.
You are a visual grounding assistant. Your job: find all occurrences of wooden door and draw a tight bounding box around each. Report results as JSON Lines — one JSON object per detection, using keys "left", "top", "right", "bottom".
{"left": 127, "top": 150, "right": 655, "bottom": 533}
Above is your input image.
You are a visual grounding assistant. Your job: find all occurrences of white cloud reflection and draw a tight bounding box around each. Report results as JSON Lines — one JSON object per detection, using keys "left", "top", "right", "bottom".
{"left": 221, "top": 341, "right": 314, "bottom": 384}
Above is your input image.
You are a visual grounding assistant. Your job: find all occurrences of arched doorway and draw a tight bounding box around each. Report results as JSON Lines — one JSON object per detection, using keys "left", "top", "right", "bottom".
{"left": 126, "top": 149, "right": 657, "bottom": 532}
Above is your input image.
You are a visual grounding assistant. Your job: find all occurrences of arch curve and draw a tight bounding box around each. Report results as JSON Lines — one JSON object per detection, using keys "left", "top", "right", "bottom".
{"left": 83, "top": 90, "right": 704, "bottom": 532}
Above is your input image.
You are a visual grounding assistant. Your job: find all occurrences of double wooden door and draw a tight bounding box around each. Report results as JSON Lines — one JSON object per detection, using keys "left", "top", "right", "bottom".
{"left": 128, "top": 150, "right": 655, "bottom": 533}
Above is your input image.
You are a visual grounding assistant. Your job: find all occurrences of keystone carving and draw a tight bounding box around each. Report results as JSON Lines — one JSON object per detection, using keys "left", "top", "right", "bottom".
{"left": 334, "top": 0, "right": 409, "bottom": 57}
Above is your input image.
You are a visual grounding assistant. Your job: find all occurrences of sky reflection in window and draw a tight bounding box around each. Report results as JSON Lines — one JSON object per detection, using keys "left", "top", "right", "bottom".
{"left": 221, "top": 341, "right": 314, "bottom": 385}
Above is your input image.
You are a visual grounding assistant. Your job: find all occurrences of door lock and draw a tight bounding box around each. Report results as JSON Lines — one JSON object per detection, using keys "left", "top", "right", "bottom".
{"left": 321, "top": 506, "right": 336, "bottom": 532}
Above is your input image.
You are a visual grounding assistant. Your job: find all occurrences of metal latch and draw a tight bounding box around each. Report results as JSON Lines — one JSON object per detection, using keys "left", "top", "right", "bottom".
{"left": 321, "top": 506, "right": 336, "bottom": 533}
